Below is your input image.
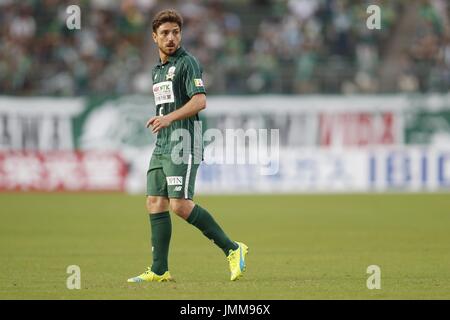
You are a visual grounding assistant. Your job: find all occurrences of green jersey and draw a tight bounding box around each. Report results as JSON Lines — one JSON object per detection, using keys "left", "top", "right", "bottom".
{"left": 151, "top": 46, "right": 206, "bottom": 160}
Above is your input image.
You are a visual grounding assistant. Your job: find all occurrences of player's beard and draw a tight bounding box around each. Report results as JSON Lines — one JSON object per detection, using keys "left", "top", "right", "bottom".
{"left": 162, "top": 44, "right": 178, "bottom": 56}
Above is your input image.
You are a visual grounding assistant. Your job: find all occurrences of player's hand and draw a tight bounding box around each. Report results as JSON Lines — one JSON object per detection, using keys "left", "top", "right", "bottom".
{"left": 146, "top": 116, "right": 172, "bottom": 134}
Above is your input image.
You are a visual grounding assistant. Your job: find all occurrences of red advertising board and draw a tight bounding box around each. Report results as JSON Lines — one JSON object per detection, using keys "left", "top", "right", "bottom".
{"left": 0, "top": 151, "right": 127, "bottom": 192}
{"left": 319, "top": 112, "right": 397, "bottom": 147}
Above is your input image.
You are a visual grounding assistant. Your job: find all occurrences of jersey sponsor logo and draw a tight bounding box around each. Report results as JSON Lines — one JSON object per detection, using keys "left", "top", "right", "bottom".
{"left": 194, "top": 79, "right": 204, "bottom": 87}
{"left": 174, "top": 186, "right": 182, "bottom": 191}
{"left": 153, "top": 81, "right": 175, "bottom": 105}
{"left": 167, "top": 176, "right": 183, "bottom": 186}
{"left": 166, "top": 66, "right": 176, "bottom": 80}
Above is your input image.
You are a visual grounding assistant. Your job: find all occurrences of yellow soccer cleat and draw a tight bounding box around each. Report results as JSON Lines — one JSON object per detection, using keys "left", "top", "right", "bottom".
{"left": 127, "top": 268, "right": 173, "bottom": 283}
{"left": 227, "top": 242, "right": 249, "bottom": 281}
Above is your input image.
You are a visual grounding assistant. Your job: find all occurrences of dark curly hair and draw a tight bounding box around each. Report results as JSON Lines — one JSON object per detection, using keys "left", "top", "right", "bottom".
{"left": 152, "top": 9, "right": 183, "bottom": 33}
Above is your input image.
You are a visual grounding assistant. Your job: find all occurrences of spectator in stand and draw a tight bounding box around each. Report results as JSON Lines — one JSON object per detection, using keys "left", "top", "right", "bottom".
{"left": 0, "top": 0, "right": 448, "bottom": 95}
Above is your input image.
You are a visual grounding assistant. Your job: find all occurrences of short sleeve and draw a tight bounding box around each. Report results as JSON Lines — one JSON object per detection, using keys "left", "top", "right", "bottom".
{"left": 183, "top": 56, "right": 206, "bottom": 98}
{"left": 151, "top": 68, "right": 157, "bottom": 85}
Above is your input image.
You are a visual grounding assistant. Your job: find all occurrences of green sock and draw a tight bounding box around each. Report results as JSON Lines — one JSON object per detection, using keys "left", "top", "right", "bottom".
{"left": 187, "top": 205, "right": 238, "bottom": 256}
{"left": 149, "top": 212, "right": 171, "bottom": 275}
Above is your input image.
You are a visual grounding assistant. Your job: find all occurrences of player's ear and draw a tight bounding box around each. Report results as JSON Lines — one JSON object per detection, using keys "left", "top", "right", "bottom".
{"left": 152, "top": 32, "right": 157, "bottom": 43}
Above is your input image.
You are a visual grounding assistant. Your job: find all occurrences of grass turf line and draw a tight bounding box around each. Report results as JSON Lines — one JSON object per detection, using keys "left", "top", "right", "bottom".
{"left": 0, "top": 193, "right": 449, "bottom": 299}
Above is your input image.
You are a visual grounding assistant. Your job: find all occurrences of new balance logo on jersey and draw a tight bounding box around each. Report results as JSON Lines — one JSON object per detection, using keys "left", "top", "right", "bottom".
{"left": 174, "top": 186, "right": 182, "bottom": 192}
{"left": 167, "top": 176, "right": 183, "bottom": 186}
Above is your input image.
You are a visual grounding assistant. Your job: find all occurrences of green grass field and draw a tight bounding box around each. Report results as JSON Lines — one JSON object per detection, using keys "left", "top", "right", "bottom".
{"left": 1, "top": 193, "right": 450, "bottom": 299}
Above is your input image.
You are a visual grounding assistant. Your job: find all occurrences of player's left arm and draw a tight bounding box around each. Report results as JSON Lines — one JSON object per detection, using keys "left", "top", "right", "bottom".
{"left": 147, "top": 57, "right": 207, "bottom": 134}
{"left": 147, "top": 93, "right": 206, "bottom": 133}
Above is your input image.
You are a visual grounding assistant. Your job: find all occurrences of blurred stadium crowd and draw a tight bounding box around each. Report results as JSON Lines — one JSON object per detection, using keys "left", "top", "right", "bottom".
{"left": 0, "top": 0, "right": 449, "bottom": 96}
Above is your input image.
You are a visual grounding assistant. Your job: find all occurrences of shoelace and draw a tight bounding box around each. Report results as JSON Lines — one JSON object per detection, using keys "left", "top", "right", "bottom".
{"left": 144, "top": 267, "right": 153, "bottom": 275}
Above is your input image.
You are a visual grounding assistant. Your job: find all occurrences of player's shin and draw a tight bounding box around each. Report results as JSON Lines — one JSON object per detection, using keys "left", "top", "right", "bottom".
{"left": 150, "top": 212, "right": 172, "bottom": 275}
{"left": 186, "top": 204, "right": 238, "bottom": 255}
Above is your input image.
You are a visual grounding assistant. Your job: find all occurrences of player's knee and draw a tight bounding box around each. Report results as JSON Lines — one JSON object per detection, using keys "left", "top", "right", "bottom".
{"left": 169, "top": 201, "right": 185, "bottom": 217}
{"left": 146, "top": 196, "right": 168, "bottom": 213}
{"left": 170, "top": 199, "right": 194, "bottom": 219}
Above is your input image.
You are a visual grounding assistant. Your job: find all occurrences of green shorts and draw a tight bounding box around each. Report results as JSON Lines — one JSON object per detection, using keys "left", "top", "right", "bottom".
{"left": 146, "top": 153, "right": 200, "bottom": 199}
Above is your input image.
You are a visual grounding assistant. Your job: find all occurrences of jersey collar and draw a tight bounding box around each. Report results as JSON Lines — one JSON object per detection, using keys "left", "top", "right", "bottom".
{"left": 158, "top": 46, "right": 185, "bottom": 66}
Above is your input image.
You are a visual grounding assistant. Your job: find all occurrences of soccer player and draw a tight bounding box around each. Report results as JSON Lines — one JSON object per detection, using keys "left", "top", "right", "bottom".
{"left": 127, "top": 9, "right": 248, "bottom": 283}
